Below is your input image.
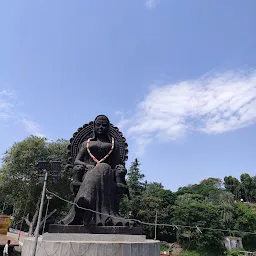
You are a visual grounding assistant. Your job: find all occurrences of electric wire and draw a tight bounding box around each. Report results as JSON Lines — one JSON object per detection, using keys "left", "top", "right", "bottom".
{"left": 46, "top": 188, "right": 256, "bottom": 236}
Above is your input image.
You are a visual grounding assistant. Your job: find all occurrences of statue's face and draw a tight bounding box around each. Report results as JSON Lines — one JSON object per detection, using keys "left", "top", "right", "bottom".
{"left": 95, "top": 116, "right": 109, "bottom": 135}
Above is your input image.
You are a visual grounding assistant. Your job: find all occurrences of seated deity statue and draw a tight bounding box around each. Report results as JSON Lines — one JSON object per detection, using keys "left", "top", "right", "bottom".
{"left": 61, "top": 115, "right": 132, "bottom": 227}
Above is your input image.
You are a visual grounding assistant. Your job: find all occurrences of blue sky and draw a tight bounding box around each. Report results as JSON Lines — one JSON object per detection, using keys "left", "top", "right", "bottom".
{"left": 0, "top": 0, "right": 256, "bottom": 191}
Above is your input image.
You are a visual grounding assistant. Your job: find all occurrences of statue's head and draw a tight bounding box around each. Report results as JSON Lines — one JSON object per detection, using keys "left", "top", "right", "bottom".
{"left": 93, "top": 115, "right": 110, "bottom": 137}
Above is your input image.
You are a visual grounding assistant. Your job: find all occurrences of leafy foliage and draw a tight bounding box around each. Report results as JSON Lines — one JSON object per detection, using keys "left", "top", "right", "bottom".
{"left": 224, "top": 174, "right": 256, "bottom": 203}
{"left": 226, "top": 249, "right": 244, "bottom": 256}
{"left": 0, "top": 136, "right": 71, "bottom": 233}
{"left": 173, "top": 194, "right": 225, "bottom": 253}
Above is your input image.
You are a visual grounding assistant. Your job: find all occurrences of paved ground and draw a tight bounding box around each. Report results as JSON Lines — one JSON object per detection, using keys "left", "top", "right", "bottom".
{"left": 0, "top": 233, "right": 19, "bottom": 245}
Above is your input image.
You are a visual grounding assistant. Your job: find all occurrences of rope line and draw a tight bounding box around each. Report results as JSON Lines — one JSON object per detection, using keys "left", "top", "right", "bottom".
{"left": 46, "top": 188, "right": 256, "bottom": 236}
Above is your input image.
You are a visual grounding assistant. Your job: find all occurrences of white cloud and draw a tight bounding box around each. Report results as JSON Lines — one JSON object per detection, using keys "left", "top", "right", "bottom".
{"left": 115, "top": 110, "right": 132, "bottom": 130}
{"left": 0, "top": 89, "right": 15, "bottom": 97}
{"left": 145, "top": 0, "right": 160, "bottom": 9}
{"left": 0, "top": 89, "right": 45, "bottom": 137}
{"left": 125, "top": 70, "right": 256, "bottom": 152}
{"left": 21, "top": 118, "right": 46, "bottom": 138}
{"left": 0, "top": 89, "right": 15, "bottom": 120}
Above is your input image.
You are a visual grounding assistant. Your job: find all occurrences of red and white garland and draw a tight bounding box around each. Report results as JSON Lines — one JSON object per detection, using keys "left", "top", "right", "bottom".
{"left": 86, "top": 137, "right": 114, "bottom": 166}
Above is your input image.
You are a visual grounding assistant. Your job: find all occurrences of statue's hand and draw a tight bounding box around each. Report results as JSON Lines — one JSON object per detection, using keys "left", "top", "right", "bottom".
{"left": 76, "top": 163, "right": 94, "bottom": 171}
{"left": 85, "top": 164, "right": 94, "bottom": 171}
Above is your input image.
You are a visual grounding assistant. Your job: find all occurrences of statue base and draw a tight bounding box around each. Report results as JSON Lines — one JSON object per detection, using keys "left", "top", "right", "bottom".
{"left": 48, "top": 224, "right": 143, "bottom": 235}
{"left": 21, "top": 233, "right": 160, "bottom": 256}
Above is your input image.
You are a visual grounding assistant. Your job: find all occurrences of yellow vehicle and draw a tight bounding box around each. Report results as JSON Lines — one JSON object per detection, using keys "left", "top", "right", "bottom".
{"left": 0, "top": 215, "right": 10, "bottom": 235}
{"left": 0, "top": 215, "right": 19, "bottom": 253}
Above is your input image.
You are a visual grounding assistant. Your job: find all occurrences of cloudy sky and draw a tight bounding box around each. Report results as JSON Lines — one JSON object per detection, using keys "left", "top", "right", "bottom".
{"left": 0, "top": 0, "right": 255, "bottom": 191}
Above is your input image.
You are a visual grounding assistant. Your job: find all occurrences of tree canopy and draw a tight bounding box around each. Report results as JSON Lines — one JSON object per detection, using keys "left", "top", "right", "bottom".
{"left": 0, "top": 136, "right": 71, "bottom": 234}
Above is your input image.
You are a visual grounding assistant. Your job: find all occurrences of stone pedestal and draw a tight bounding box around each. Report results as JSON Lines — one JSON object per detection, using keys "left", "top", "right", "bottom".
{"left": 22, "top": 233, "right": 160, "bottom": 256}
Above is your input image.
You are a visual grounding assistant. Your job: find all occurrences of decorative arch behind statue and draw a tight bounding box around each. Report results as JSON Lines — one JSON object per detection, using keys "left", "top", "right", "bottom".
{"left": 67, "top": 121, "right": 128, "bottom": 166}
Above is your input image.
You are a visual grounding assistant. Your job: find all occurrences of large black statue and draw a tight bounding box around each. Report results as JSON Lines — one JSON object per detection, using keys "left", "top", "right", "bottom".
{"left": 61, "top": 115, "right": 131, "bottom": 227}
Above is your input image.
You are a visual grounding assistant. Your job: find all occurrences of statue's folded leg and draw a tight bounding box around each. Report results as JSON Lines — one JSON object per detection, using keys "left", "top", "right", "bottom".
{"left": 60, "top": 205, "right": 81, "bottom": 225}
{"left": 62, "top": 163, "right": 134, "bottom": 227}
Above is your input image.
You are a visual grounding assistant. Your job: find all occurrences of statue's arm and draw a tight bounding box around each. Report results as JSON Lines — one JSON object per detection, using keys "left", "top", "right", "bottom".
{"left": 112, "top": 142, "right": 123, "bottom": 168}
{"left": 74, "top": 144, "right": 95, "bottom": 170}
{"left": 74, "top": 146, "right": 86, "bottom": 166}
{"left": 112, "top": 142, "right": 130, "bottom": 198}
{"left": 73, "top": 145, "right": 88, "bottom": 164}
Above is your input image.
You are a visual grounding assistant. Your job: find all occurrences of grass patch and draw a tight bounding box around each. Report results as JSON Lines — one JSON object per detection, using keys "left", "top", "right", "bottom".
{"left": 226, "top": 249, "right": 245, "bottom": 256}
{"left": 180, "top": 250, "right": 221, "bottom": 256}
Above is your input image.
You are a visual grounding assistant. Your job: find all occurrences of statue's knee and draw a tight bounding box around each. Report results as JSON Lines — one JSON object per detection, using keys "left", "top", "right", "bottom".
{"left": 98, "top": 163, "right": 111, "bottom": 169}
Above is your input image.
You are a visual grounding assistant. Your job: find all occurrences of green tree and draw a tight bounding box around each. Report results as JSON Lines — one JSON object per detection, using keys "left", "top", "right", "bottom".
{"left": 0, "top": 136, "right": 70, "bottom": 234}
{"left": 224, "top": 174, "right": 256, "bottom": 203}
{"left": 177, "top": 178, "right": 223, "bottom": 198}
{"left": 173, "top": 194, "right": 225, "bottom": 254}
{"left": 240, "top": 173, "right": 256, "bottom": 202}
{"left": 218, "top": 191, "right": 235, "bottom": 229}
{"left": 120, "top": 158, "right": 146, "bottom": 219}
{"left": 127, "top": 158, "right": 145, "bottom": 195}
{"left": 139, "top": 182, "right": 176, "bottom": 242}
{"left": 233, "top": 203, "right": 256, "bottom": 250}
{"left": 224, "top": 176, "right": 240, "bottom": 200}
{"left": 174, "top": 178, "right": 236, "bottom": 253}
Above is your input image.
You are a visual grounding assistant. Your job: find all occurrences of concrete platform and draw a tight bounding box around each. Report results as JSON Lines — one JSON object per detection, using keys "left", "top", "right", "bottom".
{"left": 21, "top": 233, "right": 160, "bottom": 256}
